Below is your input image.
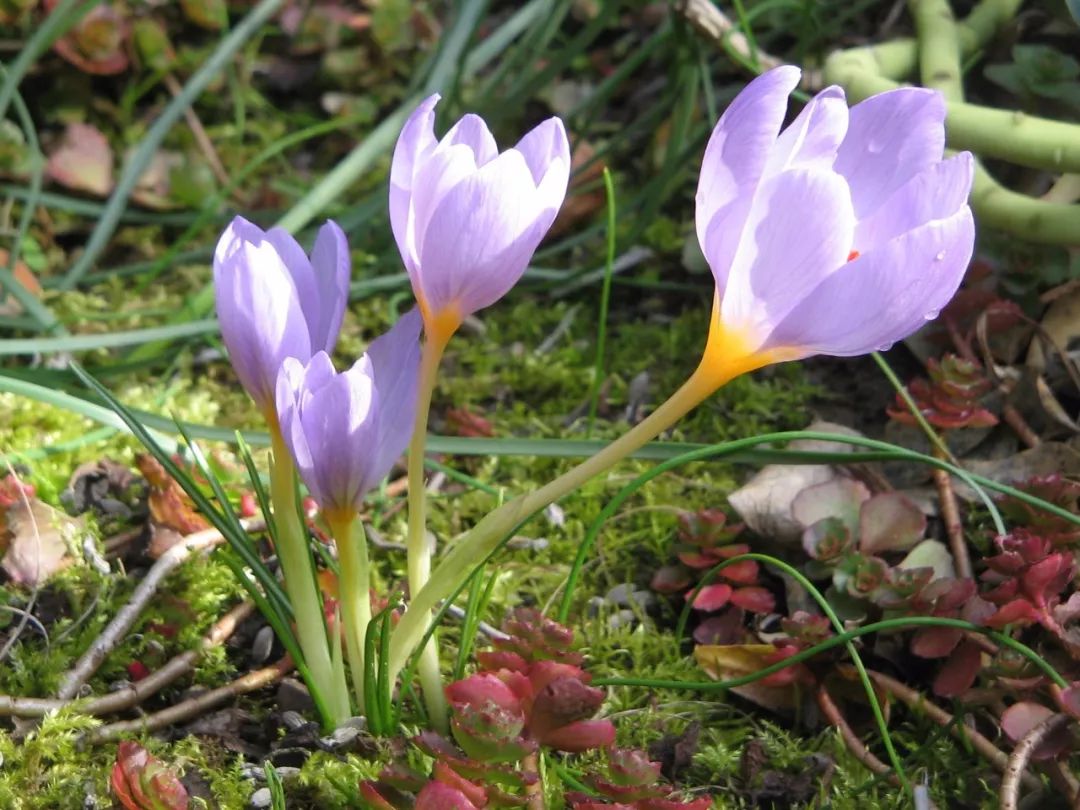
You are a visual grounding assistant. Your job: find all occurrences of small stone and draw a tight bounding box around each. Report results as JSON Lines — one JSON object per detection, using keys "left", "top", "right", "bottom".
{"left": 250, "top": 625, "right": 274, "bottom": 666}
{"left": 607, "top": 608, "right": 637, "bottom": 630}
{"left": 276, "top": 678, "right": 315, "bottom": 715}
{"left": 249, "top": 787, "right": 272, "bottom": 808}
{"left": 280, "top": 710, "right": 310, "bottom": 732}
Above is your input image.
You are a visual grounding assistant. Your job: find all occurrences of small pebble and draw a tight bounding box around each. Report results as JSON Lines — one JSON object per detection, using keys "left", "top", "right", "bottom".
{"left": 280, "top": 710, "right": 310, "bottom": 732}
{"left": 249, "top": 787, "right": 272, "bottom": 808}
{"left": 250, "top": 625, "right": 274, "bottom": 666}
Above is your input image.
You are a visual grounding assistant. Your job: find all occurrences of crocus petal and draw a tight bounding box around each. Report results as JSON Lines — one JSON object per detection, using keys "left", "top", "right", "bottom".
{"left": 417, "top": 149, "right": 547, "bottom": 316}
{"left": 718, "top": 167, "right": 856, "bottom": 347}
{"left": 695, "top": 65, "right": 801, "bottom": 292}
{"left": 367, "top": 309, "right": 422, "bottom": 482}
{"left": 833, "top": 88, "right": 946, "bottom": 220}
{"left": 276, "top": 357, "right": 316, "bottom": 490}
{"left": 300, "top": 366, "right": 377, "bottom": 514}
{"left": 214, "top": 239, "right": 311, "bottom": 411}
{"left": 764, "top": 207, "right": 975, "bottom": 356}
{"left": 389, "top": 94, "right": 440, "bottom": 274}
{"left": 513, "top": 117, "right": 571, "bottom": 187}
{"left": 763, "top": 85, "right": 848, "bottom": 176}
{"left": 855, "top": 152, "right": 974, "bottom": 249}
{"left": 440, "top": 113, "right": 499, "bottom": 166}
{"left": 306, "top": 220, "right": 351, "bottom": 354}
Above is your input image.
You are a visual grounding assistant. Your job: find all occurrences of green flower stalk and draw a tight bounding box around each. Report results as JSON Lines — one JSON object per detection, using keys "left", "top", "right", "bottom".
{"left": 389, "top": 94, "right": 572, "bottom": 725}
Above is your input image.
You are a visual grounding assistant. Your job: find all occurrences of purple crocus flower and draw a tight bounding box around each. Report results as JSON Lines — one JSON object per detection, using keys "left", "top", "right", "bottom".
{"left": 275, "top": 310, "right": 422, "bottom": 519}
{"left": 695, "top": 66, "right": 975, "bottom": 372}
{"left": 389, "top": 94, "right": 571, "bottom": 337}
{"left": 213, "top": 216, "right": 350, "bottom": 417}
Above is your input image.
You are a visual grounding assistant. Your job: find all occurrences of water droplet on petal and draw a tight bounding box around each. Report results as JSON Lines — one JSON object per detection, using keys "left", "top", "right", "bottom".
{"left": 924, "top": 309, "right": 940, "bottom": 321}
{"left": 876, "top": 343, "right": 894, "bottom": 352}
{"left": 934, "top": 250, "right": 946, "bottom": 261}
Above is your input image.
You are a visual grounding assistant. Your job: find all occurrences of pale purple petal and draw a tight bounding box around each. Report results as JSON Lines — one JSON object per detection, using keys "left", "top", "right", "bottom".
{"left": 417, "top": 150, "right": 545, "bottom": 316}
{"left": 833, "top": 88, "right": 947, "bottom": 220}
{"left": 390, "top": 94, "right": 440, "bottom": 274}
{"left": 276, "top": 357, "right": 318, "bottom": 496}
{"left": 763, "top": 85, "right": 848, "bottom": 176}
{"left": 513, "top": 117, "right": 571, "bottom": 185}
{"left": 719, "top": 167, "right": 856, "bottom": 347}
{"left": 408, "top": 143, "right": 479, "bottom": 286}
{"left": 306, "top": 220, "right": 351, "bottom": 354}
{"left": 695, "top": 65, "right": 801, "bottom": 292}
{"left": 764, "top": 207, "right": 975, "bottom": 356}
{"left": 214, "top": 215, "right": 263, "bottom": 267}
{"left": 214, "top": 240, "right": 311, "bottom": 412}
{"left": 440, "top": 113, "right": 498, "bottom": 166}
{"left": 366, "top": 309, "right": 422, "bottom": 484}
{"left": 262, "top": 226, "right": 319, "bottom": 337}
{"left": 855, "top": 152, "right": 974, "bottom": 250}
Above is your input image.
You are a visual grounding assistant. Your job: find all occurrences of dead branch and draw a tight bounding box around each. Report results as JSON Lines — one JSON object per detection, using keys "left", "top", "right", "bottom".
{"left": 815, "top": 683, "right": 896, "bottom": 782}
{"left": 88, "top": 656, "right": 292, "bottom": 743}
{"left": 55, "top": 518, "right": 264, "bottom": 701}
{"left": 930, "top": 460, "right": 972, "bottom": 579}
{"left": 1000, "top": 714, "right": 1070, "bottom": 810}
{"left": 863, "top": 669, "right": 1041, "bottom": 791}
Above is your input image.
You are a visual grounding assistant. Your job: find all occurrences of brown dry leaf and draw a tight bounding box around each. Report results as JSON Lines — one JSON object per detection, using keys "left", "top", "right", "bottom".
{"left": 694, "top": 644, "right": 798, "bottom": 713}
{"left": 47, "top": 122, "right": 114, "bottom": 196}
{"left": 0, "top": 248, "right": 43, "bottom": 316}
{"left": 136, "top": 454, "right": 209, "bottom": 557}
{"left": 1, "top": 498, "right": 83, "bottom": 586}
{"left": 1027, "top": 284, "right": 1080, "bottom": 373}
{"left": 727, "top": 421, "right": 865, "bottom": 544}
{"left": 954, "top": 442, "right": 1080, "bottom": 500}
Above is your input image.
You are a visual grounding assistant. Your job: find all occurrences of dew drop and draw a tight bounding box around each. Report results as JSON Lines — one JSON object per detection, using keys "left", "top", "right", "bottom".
{"left": 933, "top": 250, "right": 946, "bottom": 261}
{"left": 924, "top": 309, "right": 940, "bottom": 321}
{"left": 875, "top": 342, "right": 894, "bottom": 352}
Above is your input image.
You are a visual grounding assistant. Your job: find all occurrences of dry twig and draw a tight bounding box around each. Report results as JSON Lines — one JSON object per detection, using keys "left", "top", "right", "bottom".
{"left": 815, "top": 683, "right": 896, "bottom": 781}
{"left": 88, "top": 656, "right": 292, "bottom": 742}
{"left": 863, "top": 669, "right": 1041, "bottom": 791}
{"left": 1000, "top": 714, "right": 1070, "bottom": 810}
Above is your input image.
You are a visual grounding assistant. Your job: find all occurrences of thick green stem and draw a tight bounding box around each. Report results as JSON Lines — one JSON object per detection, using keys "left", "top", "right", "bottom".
{"left": 328, "top": 514, "right": 371, "bottom": 713}
{"left": 269, "top": 427, "right": 350, "bottom": 726}
{"left": 388, "top": 360, "right": 725, "bottom": 682}
{"left": 912, "top": 0, "right": 964, "bottom": 102}
{"left": 404, "top": 331, "right": 451, "bottom": 730}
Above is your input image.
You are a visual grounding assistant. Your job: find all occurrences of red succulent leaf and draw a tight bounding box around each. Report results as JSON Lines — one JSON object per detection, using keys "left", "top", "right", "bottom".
{"left": 759, "top": 644, "right": 812, "bottom": 687}
{"left": 536, "top": 719, "right": 616, "bottom": 753}
{"left": 691, "top": 610, "right": 745, "bottom": 645}
{"left": 607, "top": 747, "right": 663, "bottom": 787}
{"left": 638, "top": 797, "right": 715, "bottom": 810}
{"left": 932, "top": 640, "right": 982, "bottom": 697}
{"left": 1001, "top": 702, "right": 1071, "bottom": 760}
{"left": 910, "top": 626, "right": 963, "bottom": 659}
{"left": 675, "top": 550, "right": 717, "bottom": 569}
{"left": 446, "top": 674, "right": 523, "bottom": 712}
{"left": 567, "top": 798, "right": 634, "bottom": 810}
{"left": 689, "top": 583, "right": 731, "bottom": 612}
{"left": 127, "top": 661, "right": 151, "bottom": 681}
{"left": 728, "top": 586, "right": 775, "bottom": 614}
{"left": 718, "top": 559, "right": 759, "bottom": 585}
{"left": 526, "top": 661, "right": 590, "bottom": 699}
{"left": 433, "top": 762, "right": 488, "bottom": 808}
{"left": 1053, "top": 683, "right": 1080, "bottom": 720}
{"left": 360, "top": 781, "right": 407, "bottom": 810}
{"left": 476, "top": 651, "right": 529, "bottom": 673}
{"left": 111, "top": 741, "right": 189, "bottom": 810}
{"left": 529, "top": 677, "right": 606, "bottom": 740}
{"left": 801, "top": 517, "right": 852, "bottom": 563}
{"left": 1022, "top": 554, "right": 1074, "bottom": 603}
{"left": 49, "top": 1, "right": 130, "bottom": 74}
{"left": 859, "top": 492, "right": 926, "bottom": 554}
{"left": 677, "top": 509, "right": 738, "bottom": 546}
{"left": 985, "top": 599, "right": 1039, "bottom": 629}
{"left": 416, "top": 781, "right": 484, "bottom": 810}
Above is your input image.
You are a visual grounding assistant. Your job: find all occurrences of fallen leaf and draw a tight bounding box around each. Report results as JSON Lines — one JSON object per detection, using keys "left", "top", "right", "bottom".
{"left": 954, "top": 442, "right": 1080, "bottom": 500}
{"left": 0, "top": 249, "right": 42, "bottom": 316}
{"left": 728, "top": 422, "right": 866, "bottom": 544}
{"left": 1, "top": 497, "right": 83, "bottom": 586}
{"left": 47, "top": 122, "right": 114, "bottom": 196}
{"left": 1000, "top": 702, "right": 1070, "bottom": 760}
{"left": 136, "top": 455, "right": 209, "bottom": 558}
{"left": 694, "top": 644, "right": 798, "bottom": 712}
{"left": 49, "top": 0, "right": 129, "bottom": 75}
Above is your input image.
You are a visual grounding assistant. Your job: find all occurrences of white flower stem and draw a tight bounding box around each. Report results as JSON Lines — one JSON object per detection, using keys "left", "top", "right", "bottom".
{"left": 404, "top": 328, "right": 451, "bottom": 731}
{"left": 327, "top": 513, "right": 372, "bottom": 714}
{"left": 269, "top": 425, "right": 350, "bottom": 727}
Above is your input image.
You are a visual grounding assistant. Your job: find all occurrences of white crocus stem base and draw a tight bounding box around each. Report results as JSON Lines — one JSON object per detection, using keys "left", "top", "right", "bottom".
{"left": 269, "top": 425, "right": 351, "bottom": 727}
{"left": 404, "top": 324, "right": 453, "bottom": 731}
{"left": 327, "top": 513, "right": 373, "bottom": 714}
